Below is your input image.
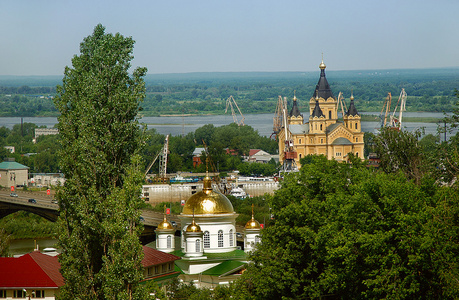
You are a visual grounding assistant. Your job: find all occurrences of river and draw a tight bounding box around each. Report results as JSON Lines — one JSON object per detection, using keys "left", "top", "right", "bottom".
{"left": 8, "top": 238, "right": 58, "bottom": 256}
{"left": 0, "top": 112, "right": 454, "bottom": 139}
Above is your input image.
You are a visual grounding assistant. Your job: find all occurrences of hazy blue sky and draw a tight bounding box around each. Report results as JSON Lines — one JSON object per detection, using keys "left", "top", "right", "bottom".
{"left": 1, "top": 0, "right": 458, "bottom": 75}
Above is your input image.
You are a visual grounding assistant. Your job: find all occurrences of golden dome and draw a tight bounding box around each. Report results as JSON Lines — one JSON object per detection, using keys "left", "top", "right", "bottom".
{"left": 157, "top": 216, "right": 173, "bottom": 230}
{"left": 245, "top": 204, "right": 261, "bottom": 229}
{"left": 319, "top": 59, "right": 326, "bottom": 70}
{"left": 182, "top": 175, "right": 234, "bottom": 215}
{"left": 245, "top": 217, "right": 261, "bottom": 229}
{"left": 186, "top": 219, "right": 201, "bottom": 232}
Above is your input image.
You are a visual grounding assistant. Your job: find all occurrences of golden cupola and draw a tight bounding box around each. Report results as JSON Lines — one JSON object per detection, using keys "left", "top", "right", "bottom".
{"left": 185, "top": 218, "right": 202, "bottom": 232}
{"left": 157, "top": 215, "right": 173, "bottom": 230}
{"left": 245, "top": 204, "right": 261, "bottom": 229}
{"left": 157, "top": 205, "right": 174, "bottom": 230}
{"left": 182, "top": 174, "right": 235, "bottom": 215}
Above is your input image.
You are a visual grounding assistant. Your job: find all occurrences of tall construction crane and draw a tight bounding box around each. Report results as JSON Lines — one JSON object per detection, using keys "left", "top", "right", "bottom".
{"left": 281, "top": 106, "right": 297, "bottom": 173}
{"left": 337, "top": 92, "right": 348, "bottom": 118}
{"left": 379, "top": 92, "right": 392, "bottom": 127}
{"left": 273, "top": 95, "right": 287, "bottom": 137}
{"left": 145, "top": 135, "right": 169, "bottom": 182}
{"left": 225, "top": 95, "right": 245, "bottom": 126}
{"left": 389, "top": 88, "right": 407, "bottom": 129}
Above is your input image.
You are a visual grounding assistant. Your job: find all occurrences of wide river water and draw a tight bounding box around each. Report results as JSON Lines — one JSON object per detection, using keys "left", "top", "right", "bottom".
{"left": 2, "top": 112, "right": 453, "bottom": 139}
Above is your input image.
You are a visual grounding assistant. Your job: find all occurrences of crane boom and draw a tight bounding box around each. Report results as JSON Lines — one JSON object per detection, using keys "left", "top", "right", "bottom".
{"left": 379, "top": 92, "right": 392, "bottom": 127}
{"left": 337, "top": 92, "right": 348, "bottom": 118}
{"left": 389, "top": 89, "right": 407, "bottom": 129}
{"left": 225, "top": 95, "right": 245, "bottom": 126}
{"left": 144, "top": 135, "right": 169, "bottom": 179}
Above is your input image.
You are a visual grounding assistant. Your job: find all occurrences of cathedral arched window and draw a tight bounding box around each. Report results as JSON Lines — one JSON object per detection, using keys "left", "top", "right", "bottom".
{"left": 299, "top": 138, "right": 302, "bottom": 144}
{"left": 218, "top": 230, "right": 223, "bottom": 247}
{"left": 299, "top": 154, "right": 302, "bottom": 159}
{"left": 356, "top": 138, "right": 358, "bottom": 142}
{"left": 329, "top": 111, "right": 332, "bottom": 119}
{"left": 204, "top": 231, "right": 210, "bottom": 248}
{"left": 355, "top": 123, "right": 358, "bottom": 129}
{"left": 229, "top": 229, "right": 234, "bottom": 247}
{"left": 167, "top": 235, "right": 172, "bottom": 249}
{"left": 196, "top": 239, "right": 200, "bottom": 252}
{"left": 320, "top": 124, "right": 323, "bottom": 130}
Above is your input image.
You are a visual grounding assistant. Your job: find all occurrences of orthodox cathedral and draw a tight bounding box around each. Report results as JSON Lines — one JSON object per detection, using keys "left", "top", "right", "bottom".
{"left": 155, "top": 173, "right": 261, "bottom": 288}
{"left": 278, "top": 59, "right": 364, "bottom": 168}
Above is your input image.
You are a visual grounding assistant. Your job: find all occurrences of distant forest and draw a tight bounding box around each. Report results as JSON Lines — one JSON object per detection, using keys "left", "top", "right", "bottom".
{"left": 0, "top": 67, "right": 458, "bottom": 117}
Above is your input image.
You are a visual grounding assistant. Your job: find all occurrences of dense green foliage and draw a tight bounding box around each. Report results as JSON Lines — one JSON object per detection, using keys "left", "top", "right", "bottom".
{"left": 0, "top": 211, "right": 57, "bottom": 239}
{"left": 54, "top": 24, "right": 147, "bottom": 299}
{"left": 0, "top": 123, "right": 60, "bottom": 174}
{"left": 143, "top": 123, "right": 278, "bottom": 175}
{"left": 1, "top": 68, "right": 458, "bottom": 116}
{"left": 233, "top": 155, "right": 458, "bottom": 299}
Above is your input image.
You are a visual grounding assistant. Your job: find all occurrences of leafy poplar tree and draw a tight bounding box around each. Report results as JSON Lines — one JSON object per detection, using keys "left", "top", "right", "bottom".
{"left": 54, "top": 24, "right": 147, "bottom": 299}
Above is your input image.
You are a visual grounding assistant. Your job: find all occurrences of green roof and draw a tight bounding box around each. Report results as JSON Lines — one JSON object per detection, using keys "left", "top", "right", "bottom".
{"left": 202, "top": 260, "right": 246, "bottom": 276}
{"left": 0, "top": 161, "right": 29, "bottom": 170}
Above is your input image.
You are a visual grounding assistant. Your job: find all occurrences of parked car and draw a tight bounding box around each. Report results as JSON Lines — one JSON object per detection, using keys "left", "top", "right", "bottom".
{"left": 9, "top": 193, "right": 18, "bottom": 197}
{"left": 171, "top": 221, "right": 177, "bottom": 227}
{"left": 28, "top": 198, "right": 37, "bottom": 204}
{"left": 236, "top": 232, "right": 243, "bottom": 239}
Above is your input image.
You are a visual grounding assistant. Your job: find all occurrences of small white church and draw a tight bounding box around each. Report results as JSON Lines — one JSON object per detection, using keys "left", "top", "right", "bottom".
{"left": 155, "top": 173, "right": 262, "bottom": 288}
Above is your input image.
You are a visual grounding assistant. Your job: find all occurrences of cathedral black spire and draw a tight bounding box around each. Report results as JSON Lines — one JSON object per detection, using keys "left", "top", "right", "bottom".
{"left": 312, "top": 58, "right": 334, "bottom": 100}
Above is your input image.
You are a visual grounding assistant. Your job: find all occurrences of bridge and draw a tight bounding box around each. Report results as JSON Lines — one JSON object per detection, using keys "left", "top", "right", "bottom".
{"left": 0, "top": 189, "right": 182, "bottom": 244}
{"left": 0, "top": 189, "right": 246, "bottom": 245}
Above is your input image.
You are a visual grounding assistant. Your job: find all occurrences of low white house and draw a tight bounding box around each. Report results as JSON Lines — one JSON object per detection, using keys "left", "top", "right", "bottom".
{"left": 0, "top": 159, "right": 29, "bottom": 188}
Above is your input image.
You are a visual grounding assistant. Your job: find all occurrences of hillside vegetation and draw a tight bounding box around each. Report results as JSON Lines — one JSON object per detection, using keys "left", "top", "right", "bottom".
{"left": 0, "top": 68, "right": 458, "bottom": 117}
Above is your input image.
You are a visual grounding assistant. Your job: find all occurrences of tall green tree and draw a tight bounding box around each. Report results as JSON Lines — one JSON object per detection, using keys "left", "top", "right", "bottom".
{"left": 54, "top": 24, "right": 147, "bottom": 300}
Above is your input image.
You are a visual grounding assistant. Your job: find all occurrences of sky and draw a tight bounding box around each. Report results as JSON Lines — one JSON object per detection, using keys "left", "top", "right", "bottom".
{"left": 0, "top": 0, "right": 458, "bottom": 76}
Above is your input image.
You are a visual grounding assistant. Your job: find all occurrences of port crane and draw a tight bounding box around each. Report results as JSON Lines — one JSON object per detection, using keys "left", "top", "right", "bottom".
{"left": 337, "top": 92, "right": 348, "bottom": 118}
{"left": 379, "top": 92, "right": 392, "bottom": 127}
{"left": 272, "top": 95, "right": 287, "bottom": 137}
{"left": 225, "top": 95, "right": 245, "bottom": 126}
{"left": 280, "top": 103, "right": 298, "bottom": 173}
{"left": 389, "top": 88, "right": 407, "bottom": 129}
{"left": 145, "top": 135, "right": 169, "bottom": 182}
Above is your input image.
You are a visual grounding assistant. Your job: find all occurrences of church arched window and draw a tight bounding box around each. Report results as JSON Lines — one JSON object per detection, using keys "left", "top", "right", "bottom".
{"left": 218, "top": 230, "right": 223, "bottom": 247}
{"left": 196, "top": 239, "right": 200, "bottom": 253}
{"left": 355, "top": 123, "right": 357, "bottom": 129}
{"left": 320, "top": 124, "right": 323, "bottom": 130}
{"left": 204, "top": 231, "right": 210, "bottom": 248}
{"left": 229, "top": 229, "right": 234, "bottom": 247}
{"left": 329, "top": 111, "right": 332, "bottom": 119}
{"left": 299, "top": 138, "right": 302, "bottom": 144}
{"left": 167, "top": 235, "right": 171, "bottom": 249}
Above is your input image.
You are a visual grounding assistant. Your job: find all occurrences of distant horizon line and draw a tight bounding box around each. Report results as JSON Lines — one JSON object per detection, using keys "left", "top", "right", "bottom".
{"left": 1, "top": 66, "right": 459, "bottom": 77}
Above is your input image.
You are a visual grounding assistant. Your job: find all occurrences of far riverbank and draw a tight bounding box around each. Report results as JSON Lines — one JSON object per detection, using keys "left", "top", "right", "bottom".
{"left": 0, "top": 112, "right": 453, "bottom": 138}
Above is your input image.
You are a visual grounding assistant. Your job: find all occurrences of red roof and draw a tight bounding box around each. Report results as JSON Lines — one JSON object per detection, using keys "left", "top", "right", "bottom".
{"left": 0, "top": 251, "right": 64, "bottom": 288}
{"left": 249, "top": 149, "right": 261, "bottom": 156}
{"left": 141, "top": 246, "right": 180, "bottom": 268}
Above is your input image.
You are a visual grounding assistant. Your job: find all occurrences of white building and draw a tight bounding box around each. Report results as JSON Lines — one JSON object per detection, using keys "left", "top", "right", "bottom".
{"left": 156, "top": 173, "right": 262, "bottom": 288}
